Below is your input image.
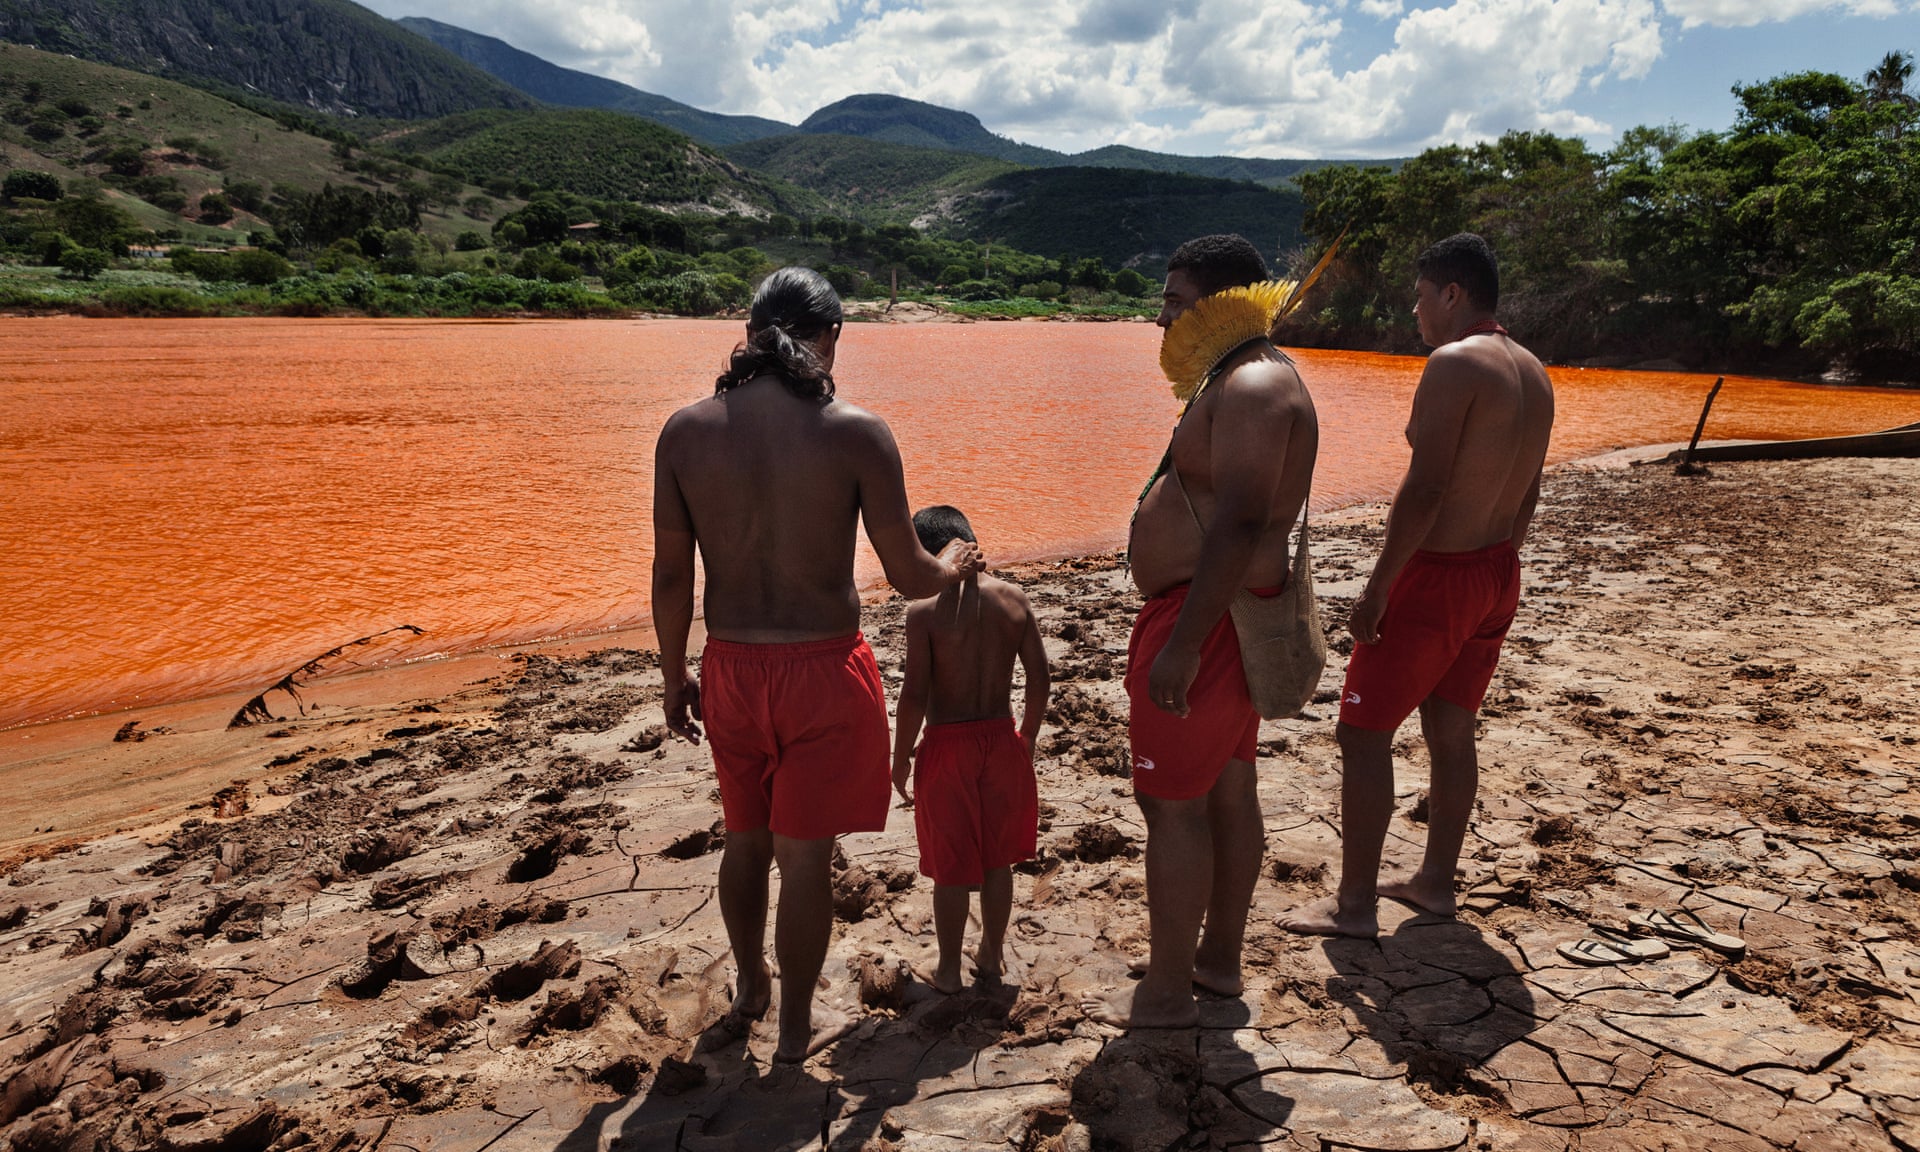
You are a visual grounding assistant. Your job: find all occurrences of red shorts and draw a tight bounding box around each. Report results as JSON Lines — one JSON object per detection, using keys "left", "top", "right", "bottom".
{"left": 1340, "top": 542, "right": 1522, "bottom": 732}
{"left": 1125, "top": 583, "right": 1276, "bottom": 801}
{"left": 912, "top": 718, "right": 1037, "bottom": 886}
{"left": 702, "top": 633, "right": 890, "bottom": 840}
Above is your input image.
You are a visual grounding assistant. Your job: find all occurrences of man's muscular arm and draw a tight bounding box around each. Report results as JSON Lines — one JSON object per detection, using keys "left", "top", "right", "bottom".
{"left": 1509, "top": 469, "right": 1543, "bottom": 550}
{"left": 1148, "top": 362, "right": 1295, "bottom": 716}
{"left": 853, "top": 415, "right": 985, "bottom": 597}
{"left": 1350, "top": 352, "right": 1474, "bottom": 644}
{"left": 1016, "top": 592, "right": 1050, "bottom": 754}
{"left": 650, "top": 420, "right": 702, "bottom": 743}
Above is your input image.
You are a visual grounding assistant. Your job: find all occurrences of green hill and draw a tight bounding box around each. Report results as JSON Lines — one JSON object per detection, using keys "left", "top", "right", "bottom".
{"left": 1069, "top": 146, "right": 1399, "bottom": 187}
{"left": 938, "top": 167, "right": 1307, "bottom": 269}
{"left": 395, "top": 17, "right": 792, "bottom": 148}
{"left": 0, "top": 0, "right": 531, "bottom": 119}
{"left": 0, "top": 44, "right": 512, "bottom": 243}
{"left": 384, "top": 108, "right": 811, "bottom": 214}
{"left": 724, "top": 133, "right": 1018, "bottom": 222}
{"left": 798, "top": 94, "right": 1064, "bottom": 166}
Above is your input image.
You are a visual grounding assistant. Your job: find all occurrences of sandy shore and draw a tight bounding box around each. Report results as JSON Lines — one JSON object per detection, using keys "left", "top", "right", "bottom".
{"left": 3, "top": 457, "right": 1918, "bottom": 1152}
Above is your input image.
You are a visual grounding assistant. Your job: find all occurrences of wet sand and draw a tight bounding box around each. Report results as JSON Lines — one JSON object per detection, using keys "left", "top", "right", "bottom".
{"left": 2, "top": 457, "right": 1918, "bottom": 1152}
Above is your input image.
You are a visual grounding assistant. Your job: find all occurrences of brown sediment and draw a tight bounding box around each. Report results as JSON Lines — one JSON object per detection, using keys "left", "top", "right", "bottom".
{"left": 0, "top": 458, "right": 1917, "bottom": 1150}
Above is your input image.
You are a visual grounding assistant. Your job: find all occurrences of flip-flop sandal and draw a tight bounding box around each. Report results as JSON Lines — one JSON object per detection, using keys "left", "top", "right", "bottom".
{"left": 1558, "top": 938, "right": 1635, "bottom": 966}
{"left": 1588, "top": 924, "right": 1671, "bottom": 960}
{"left": 1629, "top": 908, "right": 1746, "bottom": 955}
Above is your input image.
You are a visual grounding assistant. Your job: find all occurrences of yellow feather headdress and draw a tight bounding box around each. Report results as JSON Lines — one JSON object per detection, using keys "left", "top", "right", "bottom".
{"left": 1158, "top": 232, "right": 1345, "bottom": 402}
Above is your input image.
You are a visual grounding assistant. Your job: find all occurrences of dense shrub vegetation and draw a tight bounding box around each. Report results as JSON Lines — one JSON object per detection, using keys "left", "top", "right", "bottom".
{"left": 1282, "top": 56, "right": 1920, "bottom": 377}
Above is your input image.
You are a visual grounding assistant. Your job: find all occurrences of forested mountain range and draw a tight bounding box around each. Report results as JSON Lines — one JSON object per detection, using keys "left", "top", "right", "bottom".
{"left": 0, "top": 0, "right": 529, "bottom": 119}
{"left": 395, "top": 16, "right": 794, "bottom": 147}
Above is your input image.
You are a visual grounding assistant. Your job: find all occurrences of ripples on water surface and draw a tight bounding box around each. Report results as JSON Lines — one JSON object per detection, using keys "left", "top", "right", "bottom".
{"left": 3, "top": 317, "right": 1914, "bottom": 730}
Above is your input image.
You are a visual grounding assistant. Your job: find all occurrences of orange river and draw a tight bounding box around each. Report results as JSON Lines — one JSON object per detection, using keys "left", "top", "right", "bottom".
{"left": 2, "top": 317, "right": 1913, "bottom": 731}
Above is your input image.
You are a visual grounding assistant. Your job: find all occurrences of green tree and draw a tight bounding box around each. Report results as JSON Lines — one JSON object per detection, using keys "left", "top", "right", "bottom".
{"left": 3, "top": 169, "right": 63, "bottom": 202}
{"left": 53, "top": 195, "right": 137, "bottom": 252}
{"left": 1114, "top": 267, "right": 1154, "bottom": 297}
{"left": 225, "top": 181, "right": 266, "bottom": 212}
{"left": 1865, "top": 51, "right": 1913, "bottom": 107}
{"left": 58, "top": 246, "right": 109, "bottom": 280}
{"left": 197, "top": 193, "right": 235, "bottom": 225}
{"left": 232, "top": 249, "right": 293, "bottom": 285}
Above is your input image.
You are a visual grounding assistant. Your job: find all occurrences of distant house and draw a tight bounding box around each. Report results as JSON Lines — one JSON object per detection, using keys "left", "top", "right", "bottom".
{"left": 127, "top": 247, "right": 169, "bottom": 260}
{"left": 568, "top": 222, "right": 600, "bottom": 234}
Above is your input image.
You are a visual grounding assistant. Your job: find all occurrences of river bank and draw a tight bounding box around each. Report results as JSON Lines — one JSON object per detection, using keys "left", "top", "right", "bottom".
{"left": 3, "top": 456, "right": 1917, "bottom": 1151}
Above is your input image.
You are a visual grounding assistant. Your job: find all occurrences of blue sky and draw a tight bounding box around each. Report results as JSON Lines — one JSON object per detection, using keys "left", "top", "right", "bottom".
{"left": 361, "top": 0, "right": 1919, "bottom": 158}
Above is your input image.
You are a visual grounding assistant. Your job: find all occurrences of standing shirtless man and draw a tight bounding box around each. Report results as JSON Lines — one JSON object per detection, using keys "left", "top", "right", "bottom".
{"left": 652, "top": 267, "right": 984, "bottom": 1061}
{"left": 1281, "top": 233, "right": 1555, "bottom": 939}
{"left": 1086, "top": 234, "right": 1318, "bottom": 1028}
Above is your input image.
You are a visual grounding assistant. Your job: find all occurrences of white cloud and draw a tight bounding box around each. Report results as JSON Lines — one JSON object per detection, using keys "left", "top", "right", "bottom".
{"left": 367, "top": 0, "right": 1682, "bottom": 156}
{"left": 1657, "top": 0, "right": 1909, "bottom": 28}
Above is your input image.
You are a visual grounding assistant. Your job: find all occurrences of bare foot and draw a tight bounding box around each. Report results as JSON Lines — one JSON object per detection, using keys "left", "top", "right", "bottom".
{"left": 1080, "top": 982, "right": 1199, "bottom": 1029}
{"left": 972, "top": 947, "right": 1005, "bottom": 989}
{"left": 773, "top": 1004, "right": 856, "bottom": 1064}
{"left": 709, "top": 961, "right": 772, "bottom": 1040}
{"left": 1125, "top": 956, "right": 1243, "bottom": 997}
{"left": 1277, "top": 896, "right": 1379, "bottom": 939}
{"left": 1379, "top": 875, "right": 1457, "bottom": 918}
{"left": 931, "top": 958, "right": 964, "bottom": 996}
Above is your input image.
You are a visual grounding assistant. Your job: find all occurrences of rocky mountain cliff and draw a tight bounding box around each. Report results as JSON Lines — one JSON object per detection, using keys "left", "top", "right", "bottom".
{"left": 0, "top": 0, "right": 531, "bottom": 118}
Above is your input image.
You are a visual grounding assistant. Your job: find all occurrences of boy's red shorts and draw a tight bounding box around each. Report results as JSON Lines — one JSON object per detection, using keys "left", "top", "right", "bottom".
{"left": 912, "top": 717, "right": 1037, "bottom": 886}
{"left": 1340, "top": 541, "right": 1521, "bottom": 732}
{"left": 1125, "top": 583, "right": 1277, "bottom": 801}
{"left": 701, "top": 633, "right": 891, "bottom": 840}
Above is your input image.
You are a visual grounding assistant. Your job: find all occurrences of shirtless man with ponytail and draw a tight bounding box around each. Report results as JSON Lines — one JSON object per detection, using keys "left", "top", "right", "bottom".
{"left": 651, "top": 267, "right": 985, "bottom": 1062}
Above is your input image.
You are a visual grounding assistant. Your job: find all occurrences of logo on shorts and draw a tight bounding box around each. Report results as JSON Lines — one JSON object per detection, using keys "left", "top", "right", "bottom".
{"left": 1134, "top": 756, "right": 1155, "bottom": 772}
{"left": 1345, "top": 692, "right": 1363, "bottom": 705}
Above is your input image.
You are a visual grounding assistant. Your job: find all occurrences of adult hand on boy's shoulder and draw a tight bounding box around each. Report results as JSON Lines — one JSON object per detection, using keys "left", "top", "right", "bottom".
{"left": 891, "top": 751, "right": 914, "bottom": 807}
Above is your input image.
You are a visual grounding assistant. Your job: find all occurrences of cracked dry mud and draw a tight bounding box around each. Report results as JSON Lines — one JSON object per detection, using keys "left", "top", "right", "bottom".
{"left": 3, "top": 457, "right": 1919, "bottom": 1152}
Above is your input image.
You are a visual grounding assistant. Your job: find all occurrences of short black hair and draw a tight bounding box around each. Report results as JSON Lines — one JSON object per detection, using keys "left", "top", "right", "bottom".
{"left": 1166, "top": 234, "right": 1269, "bottom": 297}
{"left": 1415, "top": 233, "right": 1500, "bottom": 311}
{"left": 913, "top": 505, "right": 975, "bottom": 556}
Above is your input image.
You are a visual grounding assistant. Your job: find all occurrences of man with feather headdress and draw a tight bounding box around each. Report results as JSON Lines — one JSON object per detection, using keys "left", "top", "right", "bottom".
{"left": 1083, "top": 234, "right": 1320, "bottom": 1029}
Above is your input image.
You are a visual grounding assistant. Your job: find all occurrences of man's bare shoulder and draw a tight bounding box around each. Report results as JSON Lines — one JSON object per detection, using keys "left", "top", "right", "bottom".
{"left": 1215, "top": 353, "right": 1312, "bottom": 420}
{"left": 814, "top": 397, "right": 896, "bottom": 448}
{"left": 1417, "top": 342, "right": 1501, "bottom": 392}
{"left": 659, "top": 394, "right": 727, "bottom": 434}
{"left": 978, "top": 575, "right": 1033, "bottom": 623}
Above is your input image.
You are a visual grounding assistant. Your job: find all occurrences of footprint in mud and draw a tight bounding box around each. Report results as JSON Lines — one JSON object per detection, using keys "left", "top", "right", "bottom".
{"left": 507, "top": 828, "right": 592, "bottom": 882}
{"left": 660, "top": 820, "right": 726, "bottom": 861}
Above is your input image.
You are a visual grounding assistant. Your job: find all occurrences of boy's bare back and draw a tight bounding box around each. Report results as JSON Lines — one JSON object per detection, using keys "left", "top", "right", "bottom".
{"left": 907, "top": 576, "right": 1042, "bottom": 725}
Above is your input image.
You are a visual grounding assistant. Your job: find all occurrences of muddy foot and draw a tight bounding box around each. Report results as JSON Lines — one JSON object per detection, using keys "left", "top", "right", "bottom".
{"left": 1379, "top": 875, "right": 1457, "bottom": 918}
{"left": 1277, "top": 896, "right": 1379, "bottom": 939}
{"left": 1080, "top": 983, "right": 1198, "bottom": 1030}
{"left": 708, "top": 961, "right": 771, "bottom": 1042}
{"left": 773, "top": 1004, "right": 856, "bottom": 1064}
{"left": 972, "top": 947, "right": 1009, "bottom": 990}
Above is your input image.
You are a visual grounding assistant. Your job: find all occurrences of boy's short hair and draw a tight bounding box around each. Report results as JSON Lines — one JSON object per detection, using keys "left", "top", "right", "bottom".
{"left": 1415, "top": 233, "right": 1500, "bottom": 310}
{"left": 1166, "top": 234, "right": 1269, "bottom": 298}
{"left": 913, "top": 505, "right": 975, "bottom": 556}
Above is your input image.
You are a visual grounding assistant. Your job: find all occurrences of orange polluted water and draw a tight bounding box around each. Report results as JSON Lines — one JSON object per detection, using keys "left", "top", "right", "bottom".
{"left": 2, "top": 316, "right": 1914, "bottom": 732}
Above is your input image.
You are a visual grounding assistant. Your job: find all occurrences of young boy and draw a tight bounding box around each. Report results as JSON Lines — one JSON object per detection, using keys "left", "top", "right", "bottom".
{"left": 892, "top": 506, "right": 1050, "bottom": 993}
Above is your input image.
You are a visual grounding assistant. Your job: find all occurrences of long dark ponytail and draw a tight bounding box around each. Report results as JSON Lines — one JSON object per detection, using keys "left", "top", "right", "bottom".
{"left": 716, "top": 267, "right": 844, "bottom": 400}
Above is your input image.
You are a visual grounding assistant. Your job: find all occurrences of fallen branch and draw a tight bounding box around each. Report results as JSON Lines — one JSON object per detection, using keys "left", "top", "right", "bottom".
{"left": 228, "top": 625, "right": 426, "bottom": 729}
